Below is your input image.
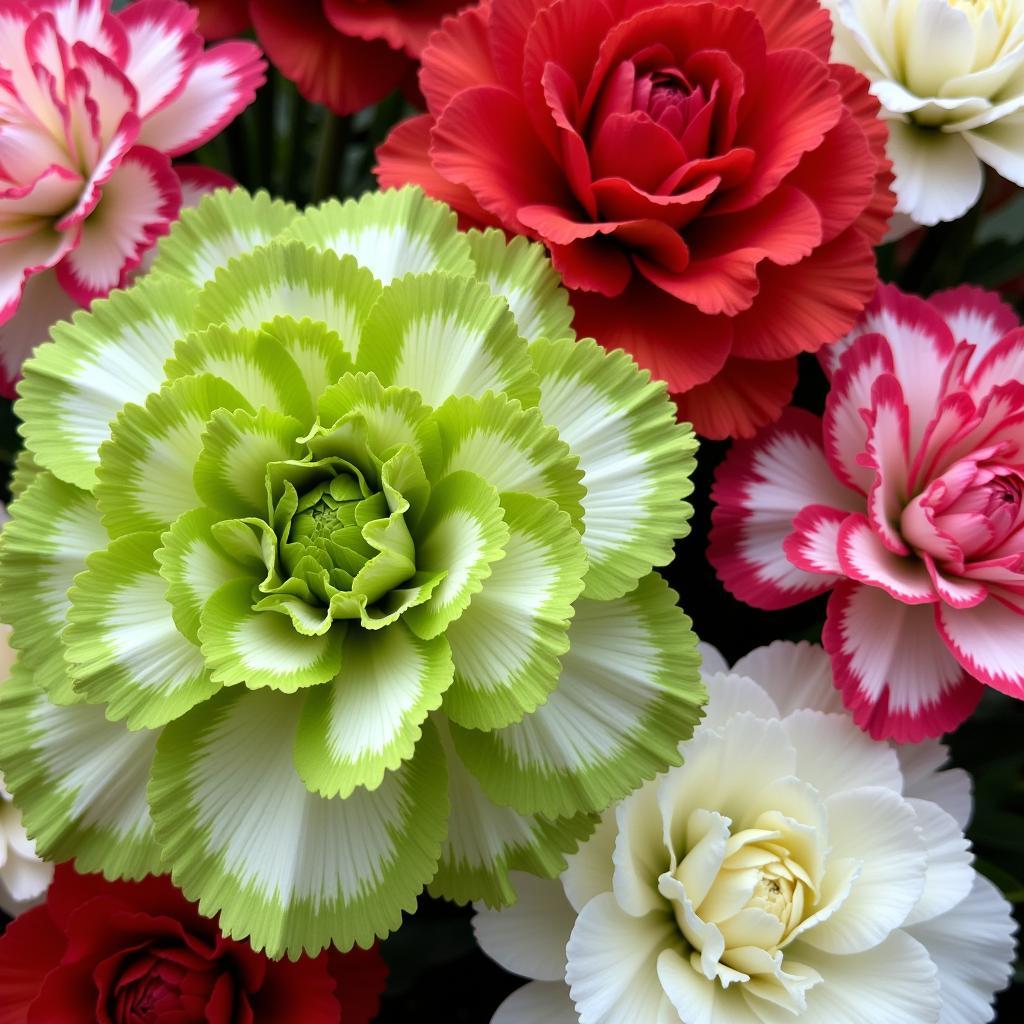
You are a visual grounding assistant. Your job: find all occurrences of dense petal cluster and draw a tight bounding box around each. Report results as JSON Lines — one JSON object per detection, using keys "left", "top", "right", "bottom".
{"left": 0, "top": 864, "right": 388, "bottom": 1023}
{"left": 0, "top": 186, "right": 703, "bottom": 957}
{"left": 474, "top": 642, "right": 1018, "bottom": 1024}
{"left": 825, "top": 0, "right": 1024, "bottom": 227}
{"left": 190, "top": 0, "right": 467, "bottom": 114}
{"left": 710, "top": 284, "right": 1024, "bottom": 740}
{"left": 376, "top": 0, "right": 895, "bottom": 439}
{"left": 0, "top": 0, "right": 264, "bottom": 396}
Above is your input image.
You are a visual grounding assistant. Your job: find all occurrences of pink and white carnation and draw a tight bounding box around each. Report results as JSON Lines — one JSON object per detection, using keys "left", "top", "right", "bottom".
{"left": 709, "top": 284, "right": 1024, "bottom": 741}
{"left": 0, "top": 0, "right": 264, "bottom": 395}
{"left": 473, "top": 642, "right": 1017, "bottom": 1024}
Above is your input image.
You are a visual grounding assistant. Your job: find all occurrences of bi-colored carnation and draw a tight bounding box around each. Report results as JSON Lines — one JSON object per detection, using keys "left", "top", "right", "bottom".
{"left": 376, "top": 0, "right": 895, "bottom": 439}
{"left": 474, "top": 642, "right": 1017, "bottom": 1024}
{"left": 710, "top": 284, "right": 1024, "bottom": 741}
{"left": 0, "top": 0, "right": 264, "bottom": 395}
{"left": 0, "top": 186, "right": 704, "bottom": 957}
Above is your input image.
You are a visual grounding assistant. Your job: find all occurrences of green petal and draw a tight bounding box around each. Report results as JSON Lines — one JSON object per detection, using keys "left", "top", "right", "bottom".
{"left": 9, "top": 447, "right": 41, "bottom": 500}
{"left": 0, "top": 663, "right": 164, "bottom": 879}
{"left": 65, "top": 532, "right": 220, "bottom": 729}
{"left": 17, "top": 275, "right": 198, "bottom": 491}
{"left": 466, "top": 228, "right": 575, "bottom": 346}
{"left": 430, "top": 719, "right": 595, "bottom": 908}
{"left": 148, "top": 188, "right": 298, "bottom": 286}
{"left": 195, "top": 241, "right": 382, "bottom": 360}
{"left": 259, "top": 316, "right": 355, "bottom": 408}
{"left": 531, "top": 337, "right": 698, "bottom": 600}
{"left": 156, "top": 508, "right": 249, "bottom": 644}
{"left": 427, "top": 391, "right": 585, "bottom": 528}
{"left": 198, "top": 578, "right": 344, "bottom": 692}
{"left": 193, "top": 406, "right": 304, "bottom": 518}
{"left": 443, "top": 493, "right": 587, "bottom": 731}
{"left": 283, "top": 186, "right": 476, "bottom": 284}
{"left": 164, "top": 323, "right": 314, "bottom": 424}
{"left": 0, "top": 471, "right": 107, "bottom": 704}
{"left": 149, "top": 688, "right": 449, "bottom": 956}
{"left": 96, "top": 375, "right": 252, "bottom": 539}
{"left": 403, "top": 471, "right": 509, "bottom": 641}
{"left": 451, "top": 574, "right": 704, "bottom": 819}
{"left": 294, "top": 621, "right": 454, "bottom": 799}
{"left": 356, "top": 272, "right": 540, "bottom": 409}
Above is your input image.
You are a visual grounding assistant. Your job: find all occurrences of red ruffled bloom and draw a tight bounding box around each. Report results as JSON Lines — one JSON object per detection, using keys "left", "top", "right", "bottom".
{"left": 190, "top": 0, "right": 468, "bottom": 114}
{"left": 376, "top": 0, "right": 896, "bottom": 439}
{"left": 0, "top": 865, "right": 387, "bottom": 1024}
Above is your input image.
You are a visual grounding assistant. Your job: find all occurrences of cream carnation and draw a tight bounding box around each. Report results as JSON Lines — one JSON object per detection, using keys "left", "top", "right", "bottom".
{"left": 825, "top": 0, "right": 1024, "bottom": 226}
{"left": 474, "top": 642, "right": 1017, "bottom": 1024}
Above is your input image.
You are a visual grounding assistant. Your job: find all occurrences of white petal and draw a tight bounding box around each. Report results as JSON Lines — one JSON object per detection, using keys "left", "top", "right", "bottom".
{"left": 563, "top": 809, "right": 617, "bottom": 913}
{"left": 697, "top": 643, "right": 729, "bottom": 677}
{"left": 699, "top": 673, "right": 780, "bottom": 735}
{"left": 492, "top": 981, "right": 581, "bottom": 1024}
{"left": 613, "top": 779, "right": 674, "bottom": 916}
{"left": 902, "top": 799, "right": 974, "bottom": 927}
{"left": 731, "top": 641, "right": 843, "bottom": 717}
{"left": 896, "top": 740, "right": 973, "bottom": 830}
{"left": 657, "top": 947, "right": 760, "bottom": 1024}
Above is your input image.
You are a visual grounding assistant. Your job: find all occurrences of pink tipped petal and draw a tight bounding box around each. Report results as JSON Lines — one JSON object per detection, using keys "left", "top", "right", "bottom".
{"left": 55, "top": 145, "right": 180, "bottom": 305}
{"left": 863, "top": 374, "right": 912, "bottom": 555}
{"left": 930, "top": 284, "right": 1018, "bottom": 357}
{"left": 937, "top": 598, "right": 1024, "bottom": 699}
{"left": 0, "top": 221, "right": 78, "bottom": 323}
{"left": 968, "top": 328, "right": 1024, "bottom": 399}
{"left": 824, "top": 332, "right": 894, "bottom": 493}
{"left": 710, "top": 407, "right": 859, "bottom": 610}
{"left": 824, "top": 581, "right": 985, "bottom": 741}
{"left": 909, "top": 391, "right": 978, "bottom": 493}
{"left": 923, "top": 555, "right": 988, "bottom": 609}
{"left": 36, "top": 0, "right": 129, "bottom": 66}
{"left": 72, "top": 42, "right": 138, "bottom": 147}
{"left": 838, "top": 514, "right": 938, "bottom": 604}
{"left": 0, "top": 267, "right": 78, "bottom": 397}
{"left": 174, "top": 164, "right": 235, "bottom": 207}
{"left": 784, "top": 504, "right": 849, "bottom": 576}
{"left": 119, "top": 0, "right": 203, "bottom": 118}
{"left": 136, "top": 41, "right": 266, "bottom": 157}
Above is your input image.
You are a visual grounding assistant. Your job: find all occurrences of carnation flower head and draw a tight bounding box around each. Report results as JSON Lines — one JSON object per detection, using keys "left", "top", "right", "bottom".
{"left": 0, "top": 0, "right": 264, "bottom": 396}
{"left": 824, "top": 0, "right": 1024, "bottom": 228}
{"left": 474, "top": 641, "right": 1018, "bottom": 1024}
{"left": 0, "top": 186, "right": 703, "bottom": 957}
{"left": 710, "top": 284, "right": 1024, "bottom": 741}
{"left": 376, "top": 0, "right": 895, "bottom": 440}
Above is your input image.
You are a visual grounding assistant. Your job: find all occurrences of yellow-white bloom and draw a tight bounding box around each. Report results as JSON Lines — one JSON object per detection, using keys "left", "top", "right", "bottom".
{"left": 474, "top": 642, "right": 1017, "bottom": 1024}
{"left": 825, "top": 0, "right": 1024, "bottom": 225}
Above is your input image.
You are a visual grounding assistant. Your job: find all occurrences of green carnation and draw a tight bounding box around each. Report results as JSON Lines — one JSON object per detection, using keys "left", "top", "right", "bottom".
{"left": 0, "top": 187, "right": 703, "bottom": 956}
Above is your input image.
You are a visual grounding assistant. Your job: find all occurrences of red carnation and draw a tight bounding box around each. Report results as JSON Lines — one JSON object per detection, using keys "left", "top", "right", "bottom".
{"left": 190, "top": 0, "right": 468, "bottom": 114}
{"left": 0, "top": 865, "right": 387, "bottom": 1024}
{"left": 376, "top": 0, "right": 896, "bottom": 439}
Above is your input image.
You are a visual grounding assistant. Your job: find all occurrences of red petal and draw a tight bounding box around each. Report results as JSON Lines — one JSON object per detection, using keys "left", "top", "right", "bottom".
{"left": 718, "top": 0, "right": 834, "bottom": 60}
{"left": 248, "top": 953, "right": 341, "bottom": 1024}
{"left": 187, "top": 0, "right": 250, "bottom": 40}
{"left": 323, "top": 0, "right": 465, "bottom": 57}
{"left": 589, "top": 111, "right": 686, "bottom": 195}
{"left": 419, "top": 2, "right": 499, "bottom": 113}
{"left": 327, "top": 946, "right": 389, "bottom": 1024}
{"left": 0, "top": 907, "right": 65, "bottom": 1024}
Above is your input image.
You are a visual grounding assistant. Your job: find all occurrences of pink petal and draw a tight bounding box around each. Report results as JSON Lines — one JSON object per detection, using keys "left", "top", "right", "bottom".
{"left": 923, "top": 555, "right": 988, "bottom": 610}
{"left": 55, "top": 145, "right": 180, "bottom": 305}
{"left": 824, "top": 581, "right": 985, "bottom": 741}
{"left": 35, "top": 0, "right": 129, "bottom": 66}
{"left": 709, "top": 407, "right": 860, "bottom": 610}
{"left": 135, "top": 40, "right": 265, "bottom": 158}
{"left": 937, "top": 597, "right": 1024, "bottom": 699}
{"left": 837, "top": 513, "right": 937, "bottom": 603}
{"left": 173, "top": 163, "right": 234, "bottom": 207}
{"left": 863, "top": 373, "right": 912, "bottom": 555}
{"left": 930, "top": 284, "right": 1018, "bottom": 358}
{"left": 119, "top": 0, "right": 204, "bottom": 119}
{"left": 908, "top": 391, "right": 978, "bottom": 494}
{"left": 783, "top": 504, "right": 849, "bottom": 575}
{"left": 968, "top": 328, "right": 1024, "bottom": 399}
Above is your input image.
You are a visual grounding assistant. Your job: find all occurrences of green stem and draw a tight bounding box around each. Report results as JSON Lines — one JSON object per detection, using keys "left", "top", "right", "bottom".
{"left": 312, "top": 113, "right": 352, "bottom": 203}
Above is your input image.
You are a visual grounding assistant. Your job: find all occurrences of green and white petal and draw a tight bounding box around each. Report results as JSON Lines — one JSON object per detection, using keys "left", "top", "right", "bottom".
{"left": 9, "top": 447, "right": 41, "bottom": 500}
{"left": 403, "top": 471, "right": 509, "bottom": 641}
{"left": 199, "top": 578, "right": 344, "bottom": 692}
{"left": 451, "top": 574, "right": 704, "bottom": 819}
{"left": 195, "top": 241, "right": 381, "bottom": 359}
{"left": 259, "top": 316, "right": 354, "bottom": 407}
{"left": 193, "top": 407, "right": 304, "bottom": 518}
{"left": 164, "top": 324, "right": 313, "bottom": 423}
{"left": 149, "top": 688, "right": 449, "bottom": 956}
{"left": 294, "top": 621, "right": 454, "bottom": 799}
{"left": 431, "top": 719, "right": 595, "bottom": 908}
{"left": 149, "top": 188, "right": 298, "bottom": 287}
{"left": 284, "top": 186, "right": 476, "bottom": 284}
{"left": 0, "top": 663, "right": 164, "bottom": 879}
{"left": 157, "top": 508, "right": 249, "bottom": 644}
{"left": 531, "top": 337, "right": 698, "bottom": 601}
{"left": 427, "top": 391, "right": 585, "bottom": 528}
{"left": 97, "top": 375, "right": 252, "bottom": 538}
{"left": 443, "top": 493, "right": 587, "bottom": 731}
{"left": 467, "top": 229, "right": 575, "bottom": 346}
{"left": 356, "top": 273, "right": 540, "bottom": 409}
{"left": 0, "top": 472, "right": 107, "bottom": 704}
{"left": 17, "top": 276, "right": 198, "bottom": 490}
{"left": 65, "top": 532, "right": 220, "bottom": 729}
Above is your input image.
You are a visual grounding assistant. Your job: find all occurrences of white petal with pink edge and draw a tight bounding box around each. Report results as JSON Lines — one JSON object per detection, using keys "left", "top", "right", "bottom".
{"left": 968, "top": 328, "right": 1024, "bottom": 397}
{"left": 36, "top": 0, "right": 129, "bottom": 66}
{"left": 823, "top": 581, "right": 984, "bottom": 741}
{"left": 136, "top": 41, "right": 265, "bottom": 158}
{"left": 937, "top": 596, "right": 1024, "bottom": 699}
{"left": 837, "top": 514, "right": 936, "bottom": 604}
{"left": 863, "top": 375, "right": 912, "bottom": 555}
{"left": 784, "top": 504, "right": 848, "bottom": 576}
{"left": 710, "top": 408, "right": 858, "bottom": 611}
{"left": 0, "top": 222, "right": 78, "bottom": 323}
{"left": 930, "top": 285, "right": 1018, "bottom": 358}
